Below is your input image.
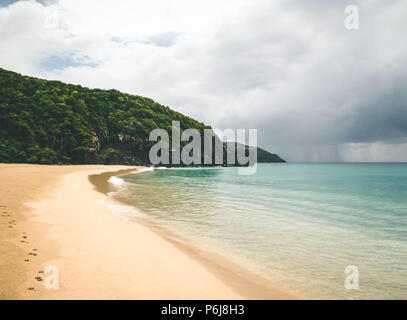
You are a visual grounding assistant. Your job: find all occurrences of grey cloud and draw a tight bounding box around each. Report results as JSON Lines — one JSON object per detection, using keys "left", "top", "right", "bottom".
{"left": 197, "top": 0, "right": 407, "bottom": 161}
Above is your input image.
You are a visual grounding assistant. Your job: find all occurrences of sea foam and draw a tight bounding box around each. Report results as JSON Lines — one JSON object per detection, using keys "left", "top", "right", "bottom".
{"left": 137, "top": 167, "right": 155, "bottom": 173}
{"left": 98, "top": 198, "right": 145, "bottom": 220}
{"left": 108, "top": 176, "right": 124, "bottom": 186}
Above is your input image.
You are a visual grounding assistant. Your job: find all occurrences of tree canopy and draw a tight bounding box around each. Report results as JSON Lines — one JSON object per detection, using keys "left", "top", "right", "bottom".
{"left": 0, "top": 68, "right": 211, "bottom": 164}
{"left": 0, "top": 68, "right": 285, "bottom": 165}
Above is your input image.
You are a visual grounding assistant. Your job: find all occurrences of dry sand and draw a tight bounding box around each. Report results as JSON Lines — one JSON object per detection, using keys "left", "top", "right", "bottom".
{"left": 0, "top": 164, "right": 293, "bottom": 299}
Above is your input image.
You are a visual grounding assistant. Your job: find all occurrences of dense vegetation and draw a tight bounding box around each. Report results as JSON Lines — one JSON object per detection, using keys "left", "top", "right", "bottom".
{"left": 0, "top": 68, "right": 212, "bottom": 164}
{"left": 225, "top": 143, "right": 285, "bottom": 164}
{"left": 0, "top": 68, "right": 284, "bottom": 165}
{"left": 256, "top": 146, "right": 285, "bottom": 163}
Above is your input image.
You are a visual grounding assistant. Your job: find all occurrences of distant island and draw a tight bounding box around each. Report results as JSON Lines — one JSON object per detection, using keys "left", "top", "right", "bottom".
{"left": 0, "top": 68, "right": 285, "bottom": 165}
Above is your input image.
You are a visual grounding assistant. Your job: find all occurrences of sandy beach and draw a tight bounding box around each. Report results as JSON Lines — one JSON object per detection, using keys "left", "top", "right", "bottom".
{"left": 0, "top": 164, "right": 292, "bottom": 300}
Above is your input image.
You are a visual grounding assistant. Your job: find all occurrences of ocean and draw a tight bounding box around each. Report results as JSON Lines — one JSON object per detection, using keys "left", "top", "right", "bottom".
{"left": 106, "top": 163, "right": 407, "bottom": 299}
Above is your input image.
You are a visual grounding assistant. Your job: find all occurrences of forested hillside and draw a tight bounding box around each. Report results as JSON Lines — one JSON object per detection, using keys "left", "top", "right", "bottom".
{"left": 0, "top": 68, "right": 213, "bottom": 164}
{"left": 0, "top": 68, "right": 285, "bottom": 165}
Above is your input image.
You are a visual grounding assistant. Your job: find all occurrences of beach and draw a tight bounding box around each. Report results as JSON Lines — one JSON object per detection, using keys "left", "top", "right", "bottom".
{"left": 0, "top": 164, "right": 291, "bottom": 300}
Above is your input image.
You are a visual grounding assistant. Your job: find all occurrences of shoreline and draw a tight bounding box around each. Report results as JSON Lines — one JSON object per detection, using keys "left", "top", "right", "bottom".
{"left": 90, "top": 168, "right": 298, "bottom": 299}
{"left": 0, "top": 164, "right": 295, "bottom": 299}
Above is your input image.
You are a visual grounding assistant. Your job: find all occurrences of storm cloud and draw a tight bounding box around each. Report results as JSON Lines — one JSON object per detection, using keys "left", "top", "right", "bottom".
{"left": 0, "top": 0, "right": 406, "bottom": 161}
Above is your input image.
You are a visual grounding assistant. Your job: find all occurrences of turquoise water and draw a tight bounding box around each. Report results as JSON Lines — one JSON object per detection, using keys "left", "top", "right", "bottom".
{"left": 111, "top": 164, "right": 407, "bottom": 299}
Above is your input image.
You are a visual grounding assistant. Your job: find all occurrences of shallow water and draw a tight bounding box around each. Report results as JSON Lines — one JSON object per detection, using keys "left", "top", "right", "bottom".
{"left": 110, "top": 163, "right": 407, "bottom": 299}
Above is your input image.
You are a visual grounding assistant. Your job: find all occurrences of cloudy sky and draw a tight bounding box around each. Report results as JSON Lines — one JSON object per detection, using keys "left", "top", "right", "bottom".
{"left": 0, "top": 0, "right": 406, "bottom": 162}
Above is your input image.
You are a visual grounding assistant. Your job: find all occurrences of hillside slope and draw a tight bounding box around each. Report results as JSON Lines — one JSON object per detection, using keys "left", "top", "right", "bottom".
{"left": 0, "top": 68, "right": 284, "bottom": 165}
{"left": 0, "top": 68, "right": 212, "bottom": 164}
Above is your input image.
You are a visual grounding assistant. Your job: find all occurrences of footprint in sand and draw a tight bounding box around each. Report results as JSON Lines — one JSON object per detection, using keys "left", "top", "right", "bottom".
{"left": 8, "top": 221, "right": 16, "bottom": 227}
{"left": 1, "top": 205, "right": 9, "bottom": 216}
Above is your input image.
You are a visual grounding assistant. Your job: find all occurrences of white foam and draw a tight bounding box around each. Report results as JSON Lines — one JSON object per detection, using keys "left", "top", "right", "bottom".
{"left": 98, "top": 198, "right": 145, "bottom": 220}
{"left": 108, "top": 176, "right": 124, "bottom": 186}
{"left": 137, "top": 167, "right": 155, "bottom": 173}
{"left": 102, "top": 167, "right": 155, "bottom": 220}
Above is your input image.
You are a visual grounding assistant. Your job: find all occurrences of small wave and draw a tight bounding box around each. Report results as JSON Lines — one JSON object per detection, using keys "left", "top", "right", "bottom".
{"left": 108, "top": 167, "right": 154, "bottom": 186}
{"left": 137, "top": 167, "right": 155, "bottom": 173}
{"left": 98, "top": 198, "right": 145, "bottom": 220}
{"left": 108, "top": 176, "right": 124, "bottom": 186}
